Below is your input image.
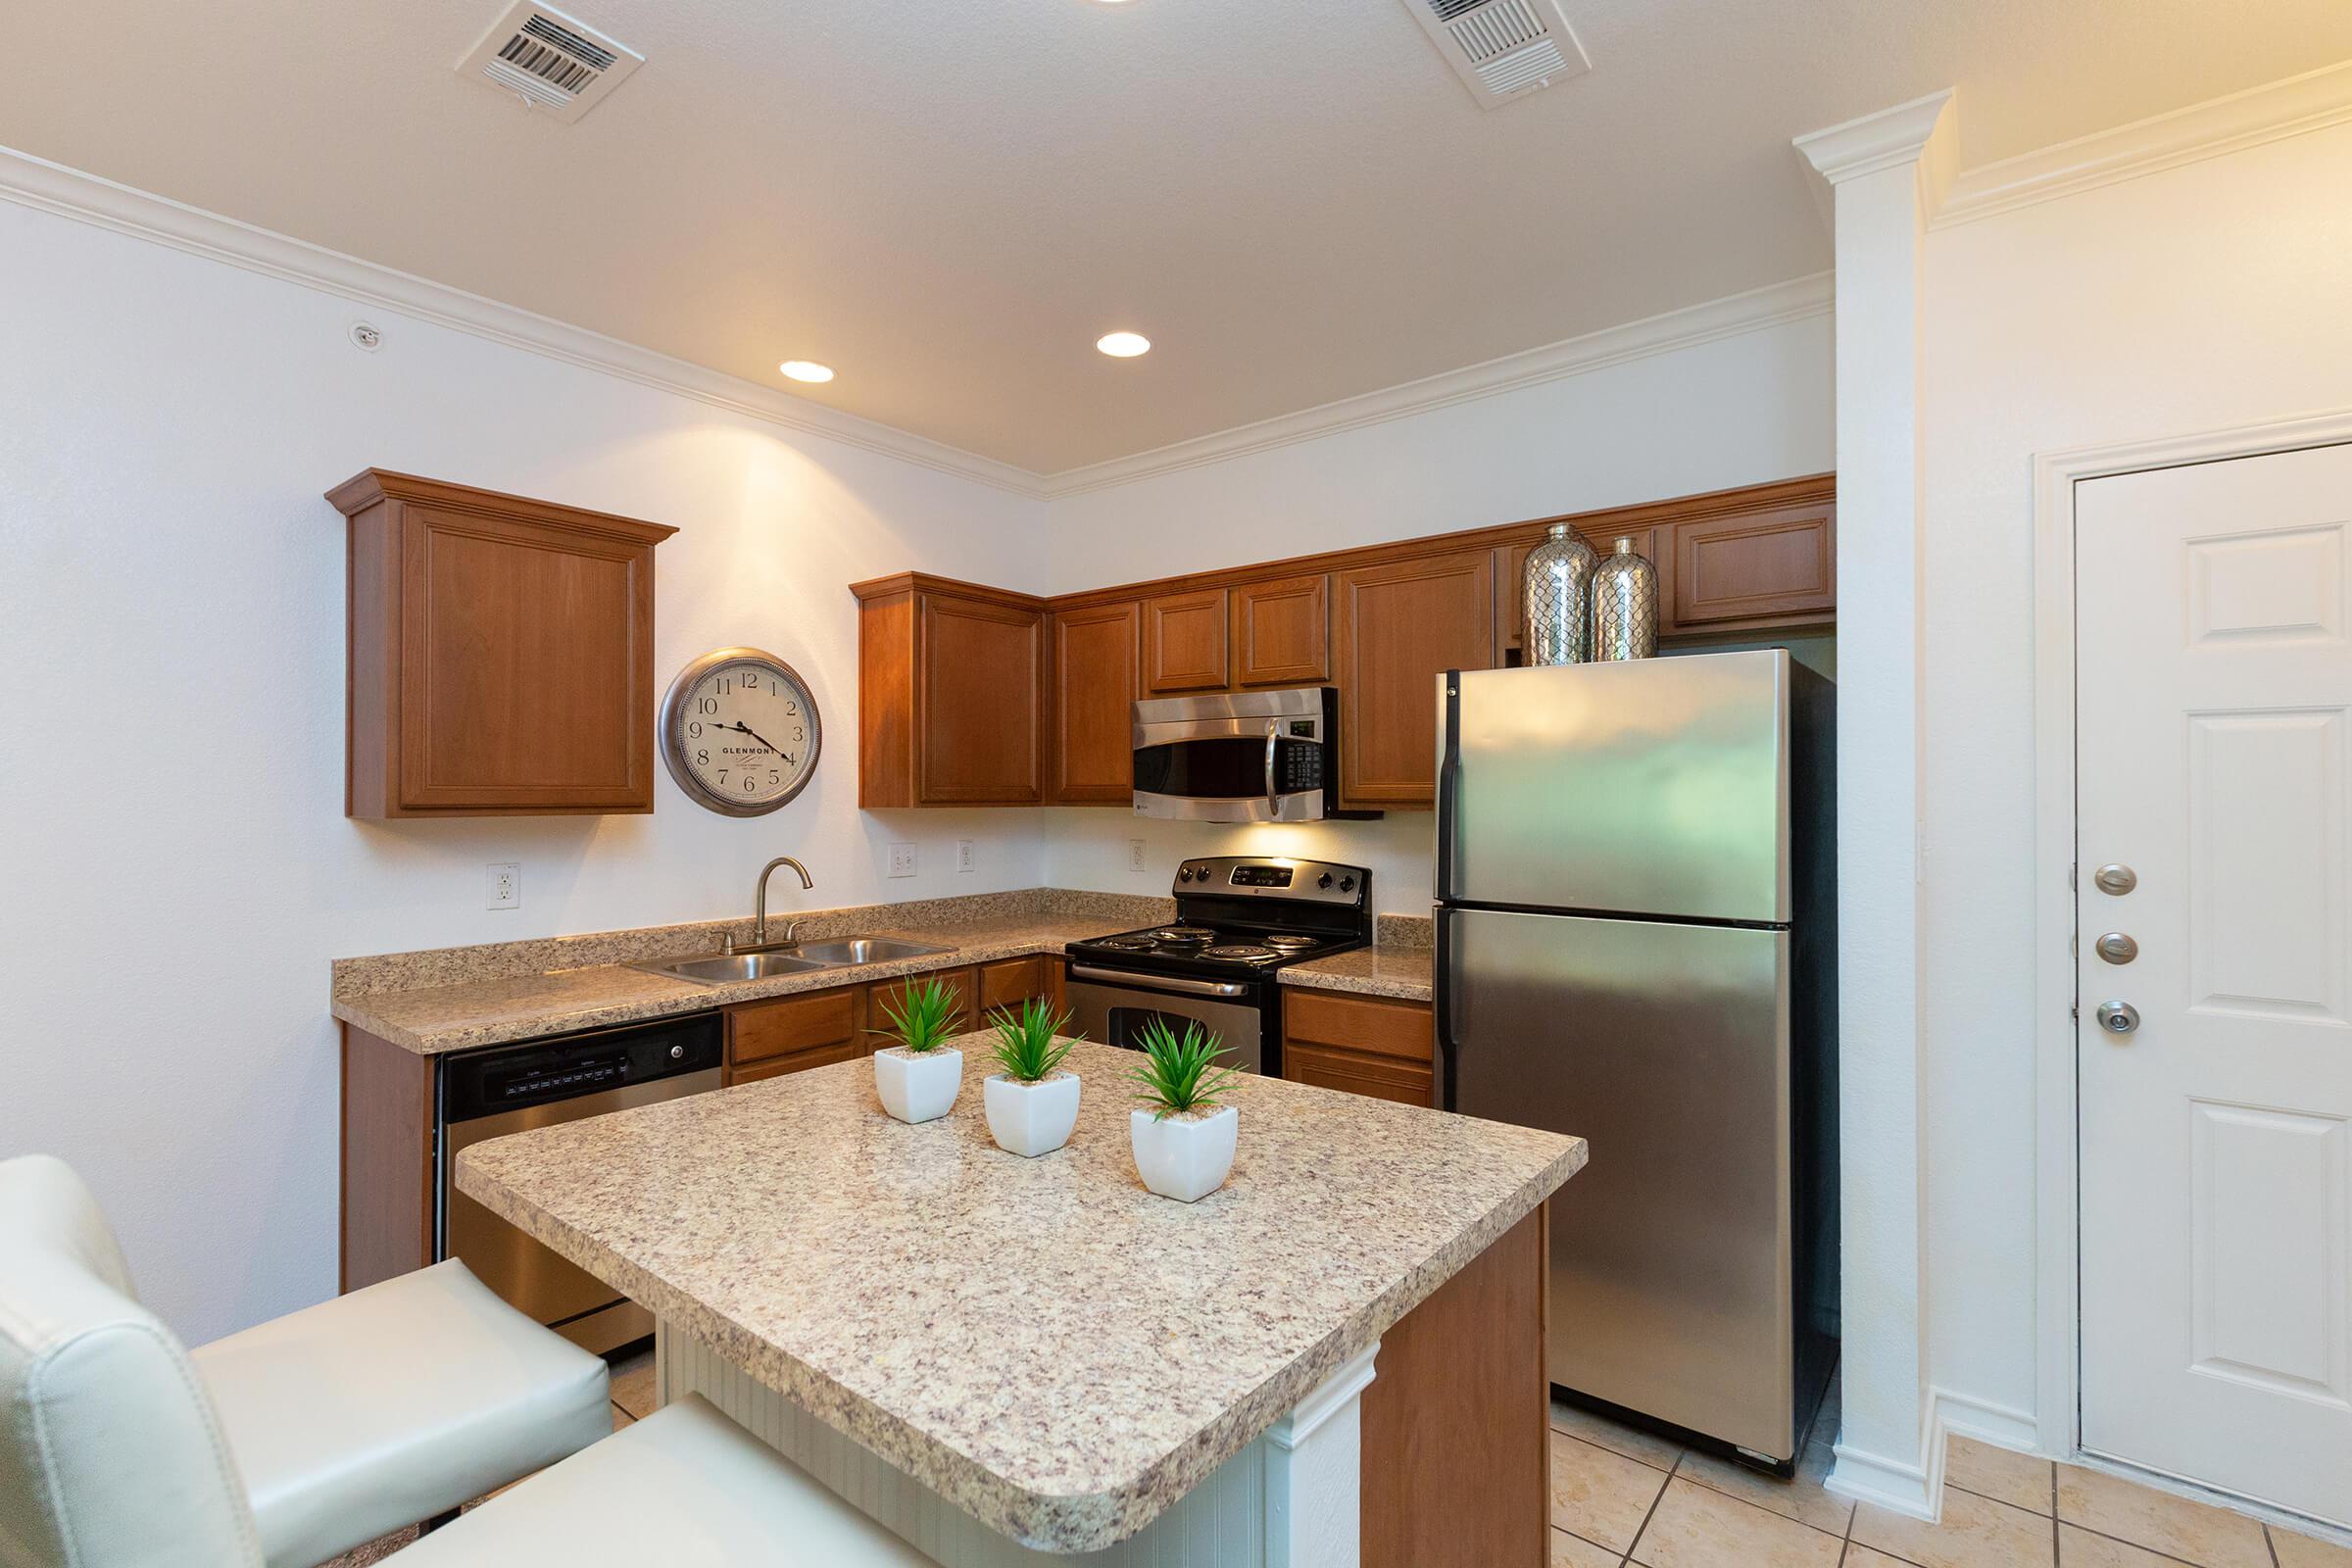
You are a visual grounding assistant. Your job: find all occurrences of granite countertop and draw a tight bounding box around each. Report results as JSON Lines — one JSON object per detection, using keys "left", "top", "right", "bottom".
{"left": 332, "top": 913, "right": 1127, "bottom": 1054}
{"left": 1280, "top": 944, "right": 1435, "bottom": 1003}
{"left": 456, "top": 1038, "right": 1582, "bottom": 1552}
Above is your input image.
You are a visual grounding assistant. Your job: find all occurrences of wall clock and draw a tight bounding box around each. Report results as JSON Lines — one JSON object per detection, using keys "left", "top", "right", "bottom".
{"left": 658, "top": 648, "right": 822, "bottom": 815}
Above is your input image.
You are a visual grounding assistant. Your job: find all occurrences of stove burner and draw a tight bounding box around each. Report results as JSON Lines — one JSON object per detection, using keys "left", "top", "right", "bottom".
{"left": 1261, "top": 934, "right": 1320, "bottom": 951}
{"left": 1094, "top": 935, "right": 1156, "bottom": 951}
{"left": 1154, "top": 926, "right": 1217, "bottom": 944}
{"left": 1202, "top": 944, "right": 1278, "bottom": 961}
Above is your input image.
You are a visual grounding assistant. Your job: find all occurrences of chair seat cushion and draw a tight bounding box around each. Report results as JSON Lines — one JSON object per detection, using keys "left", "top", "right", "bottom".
{"left": 395, "top": 1396, "right": 939, "bottom": 1566}
{"left": 191, "top": 1259, "right": 610, "bottom": 1568}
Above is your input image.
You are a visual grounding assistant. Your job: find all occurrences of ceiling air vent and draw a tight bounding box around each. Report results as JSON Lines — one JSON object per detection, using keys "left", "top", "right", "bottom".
{"left": 457, "top": 2, "right": 644, "bottom": 123}
{"left": 1404, "top": 0, "right": 1590, "bottom": 109}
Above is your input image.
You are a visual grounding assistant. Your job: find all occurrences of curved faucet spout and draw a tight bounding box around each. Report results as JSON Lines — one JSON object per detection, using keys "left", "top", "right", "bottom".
{"left": 753, "top": 857, "right": 814, "bottom": 948}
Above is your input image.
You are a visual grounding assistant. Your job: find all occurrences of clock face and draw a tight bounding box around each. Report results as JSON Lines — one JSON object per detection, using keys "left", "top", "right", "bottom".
{"left": 660, "top": 649, "right": 821, "bottom": 816}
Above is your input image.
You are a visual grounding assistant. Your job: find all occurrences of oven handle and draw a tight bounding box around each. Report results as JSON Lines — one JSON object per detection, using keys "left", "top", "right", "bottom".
{"left": 1068, "top": 965, "right": 1252, "bottom": 1000}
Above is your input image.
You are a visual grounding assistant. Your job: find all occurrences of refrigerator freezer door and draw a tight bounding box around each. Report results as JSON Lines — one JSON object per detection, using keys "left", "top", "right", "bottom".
{"left": 1443, "top": 905, "right": 1795, "bottom": 1458}
{"left": 1440, "top": 652, "right": 1790, "bottom": 923}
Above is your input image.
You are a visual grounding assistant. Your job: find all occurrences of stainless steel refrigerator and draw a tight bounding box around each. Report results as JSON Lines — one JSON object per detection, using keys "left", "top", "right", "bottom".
{"left": 1434, "top": 650, "right": 1838, "bottom": 1467}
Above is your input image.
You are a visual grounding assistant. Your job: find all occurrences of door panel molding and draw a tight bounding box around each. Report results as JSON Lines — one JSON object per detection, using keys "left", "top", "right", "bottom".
{"left": 2033, "top": 404, "right": 2352, "bottom": 1482}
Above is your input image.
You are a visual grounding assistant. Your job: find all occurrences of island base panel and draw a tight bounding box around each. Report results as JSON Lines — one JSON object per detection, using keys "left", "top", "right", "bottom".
{"left": 658, "top": 1324, "right": 1380, "bottom": 1564}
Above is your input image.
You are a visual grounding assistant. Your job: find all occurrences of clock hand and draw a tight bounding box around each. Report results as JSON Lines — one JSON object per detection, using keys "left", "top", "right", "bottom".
{"left": 727, "top": 720, "right": 786, "bottom": 757}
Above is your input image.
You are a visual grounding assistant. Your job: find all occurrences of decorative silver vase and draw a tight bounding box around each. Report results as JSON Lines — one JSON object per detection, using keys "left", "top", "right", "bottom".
{"left": 1591, "top": 536, "right": 1658, "bottom": 661}
{"left": 1521, "top": 523, "right": 1596, "bottom": 665}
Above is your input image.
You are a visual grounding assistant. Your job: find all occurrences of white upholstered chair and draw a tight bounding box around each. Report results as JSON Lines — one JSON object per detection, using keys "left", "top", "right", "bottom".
{"left": 0, "top": 1154, "right": 937, "bottom": 1567}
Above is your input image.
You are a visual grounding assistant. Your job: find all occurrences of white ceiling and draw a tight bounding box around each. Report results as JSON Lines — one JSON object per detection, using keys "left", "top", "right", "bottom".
{"left": 4, "top": 2, "right": 2347, "bottom": 474}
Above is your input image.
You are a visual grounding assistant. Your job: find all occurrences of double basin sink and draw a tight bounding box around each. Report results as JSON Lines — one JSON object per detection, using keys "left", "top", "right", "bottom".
{"left": 633, "top": 937, "right": 955, "bottom": 988}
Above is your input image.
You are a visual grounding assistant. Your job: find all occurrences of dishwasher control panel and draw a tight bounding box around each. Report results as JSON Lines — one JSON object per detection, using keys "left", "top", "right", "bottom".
{"left": 441, "top": 1011, "right": 723, "bottom": 1123}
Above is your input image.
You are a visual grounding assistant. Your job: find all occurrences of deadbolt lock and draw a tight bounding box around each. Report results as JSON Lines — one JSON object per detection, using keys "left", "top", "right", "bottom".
{"left": 2094, "top": 932, "right": 2138, "bottom": 964}
{"left": 2093, "top": 863, "right": 2137, "bottom": 896}
{"left": 2095, "top": 1001, "right": 2140, "bottom": 1037}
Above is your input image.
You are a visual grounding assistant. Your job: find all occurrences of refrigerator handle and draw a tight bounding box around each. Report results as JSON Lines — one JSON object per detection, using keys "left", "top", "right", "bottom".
{"left": 1435, "top": 670, "right": 1461, "bottom": 1112}
{"left": 1435, "top": 670, "right": 1462, "bottom": 903}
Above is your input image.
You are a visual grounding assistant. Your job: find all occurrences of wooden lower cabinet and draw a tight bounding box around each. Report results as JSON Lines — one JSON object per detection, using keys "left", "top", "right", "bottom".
{"left": 975, "top": 954, "right": 1059, "bottom": 1017}
{"left": 724, "top": 984, "right": 867, "bottom": 1086}
{"left": 867, "top": 964, "right": 980, "bottom": 1040}
{"left": 1279, "top": 989, "right": 1437, "bottom": 1107}
{"left": 1362, "top": 1204, "right": 1550, "bottom": 1566}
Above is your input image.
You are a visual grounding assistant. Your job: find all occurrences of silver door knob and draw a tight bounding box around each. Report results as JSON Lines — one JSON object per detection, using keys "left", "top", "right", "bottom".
{"left": 669, "top": 1045, "right": 685, "bottom": 1060}
{"left": 2094, "top": 863, "right": 2137, "bottom": 895}
{"left": 2094, "top": 1001, "right": 2140, "bottom": 1037}
{"left": 2094, "top": 932, "right": 2138, "bottom": 964}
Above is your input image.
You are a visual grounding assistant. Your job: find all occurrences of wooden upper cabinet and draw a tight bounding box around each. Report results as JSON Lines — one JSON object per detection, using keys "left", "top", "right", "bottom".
{"left": 1334, "top": 549, "right": 1494, "bottom": 807}
{"left": 1671, "top": 500, "right": 1836, "bottom": 631}
{"left": 1143, "top": 587, "right": 1230, "bottom": 693}
{"left": 1230, "top": 573, "right": 1331, "bottom": 687}
{"left": 1050, "top": 601, "right": 1141, "bottom": 805}
{"left": 853, "top": 574, "right": 1047, "bottom": 807}
{"left": 327, "top": 469, "right": 674, "bottom": 818}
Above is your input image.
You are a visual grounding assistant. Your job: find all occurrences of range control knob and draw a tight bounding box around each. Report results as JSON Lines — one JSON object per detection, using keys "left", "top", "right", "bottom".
{"left": 1178, "top": 867, "right": 1194, "bottom": 883}
{"left": 1317, "top": 872, "right": 1335, "bottom": 889}
{"left": 1338, "top": 876, "right": 1356, "bottom": 893}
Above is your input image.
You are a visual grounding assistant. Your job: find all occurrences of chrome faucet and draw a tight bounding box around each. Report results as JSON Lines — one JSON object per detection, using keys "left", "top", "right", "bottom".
{"left": 742, "top": 857, "right": 813, "bottom": 951}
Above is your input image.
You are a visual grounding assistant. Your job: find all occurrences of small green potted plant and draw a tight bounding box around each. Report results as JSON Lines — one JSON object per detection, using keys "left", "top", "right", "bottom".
{"left": 870, "top": 977, "right": 963, "bottom": 1123}
{"left": 981, "top": 999, "right": 1081, "bottom": 1157}
{"left": 1126, "top": 1017, "right": 1241, "bottom": 1202}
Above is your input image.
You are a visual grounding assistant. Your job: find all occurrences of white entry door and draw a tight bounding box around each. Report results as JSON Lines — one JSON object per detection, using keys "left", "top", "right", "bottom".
{"left": 2079, "top": 442, "right": 2352, "bottom": 1527}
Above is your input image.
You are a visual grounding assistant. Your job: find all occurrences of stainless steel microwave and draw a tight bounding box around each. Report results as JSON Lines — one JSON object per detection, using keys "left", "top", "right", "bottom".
{"left": 1132, "top": 687, "right": 1335, "bottom": 822}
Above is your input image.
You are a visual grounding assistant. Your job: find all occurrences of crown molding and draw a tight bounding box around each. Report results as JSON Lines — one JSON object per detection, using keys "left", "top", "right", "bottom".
{"left": 1795, "top": 89, "right": 1958, "bottom": 188}
{"left": 1937, "top": 58, "right": 2352, "bottom": 227}
{"left": 0, "top": 144, "right": 1046, "bottom": 499}
{"left": 1, "top": 141, "right": 1834, "bottom": 508}
{"left": 1033, "top": 271, "right": 1835, "bottom": 499}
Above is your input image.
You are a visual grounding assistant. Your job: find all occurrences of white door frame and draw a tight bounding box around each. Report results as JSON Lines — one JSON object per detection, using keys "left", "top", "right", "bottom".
{"left": 2032, "top": 404, "right": 2352, "bottom": 1462}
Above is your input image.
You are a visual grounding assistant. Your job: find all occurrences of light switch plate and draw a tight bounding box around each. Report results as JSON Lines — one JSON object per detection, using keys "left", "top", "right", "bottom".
{"left": 888, "top": 843, "right": 918, "bottom": 879}
{"left": 955, "top": 839, "right": 975, "bottom": 873}
{"left": 486, "top": 862, "right": 520, "bottom": 909}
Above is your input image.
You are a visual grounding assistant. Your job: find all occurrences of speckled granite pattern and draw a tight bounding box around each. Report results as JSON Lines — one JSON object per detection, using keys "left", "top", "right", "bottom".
{"left": 455, "top": 1038, "right": 1583, "bottom": 1552}
{"left": 1280, "top": 944, "right": 1435, "bottom": 1002}
{"left": 1372, "top": 912, "right": 1434, "bottom": 950}
{"left": 334, "top": 913, "right": 1140, "bottom": 1054}
{"left": 331, "top": 888, "right": 1174, "bottom": 997}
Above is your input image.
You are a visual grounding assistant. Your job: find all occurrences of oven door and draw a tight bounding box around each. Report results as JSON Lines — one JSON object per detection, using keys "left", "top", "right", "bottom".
{"left": 1132, "top": 688, "right": 1331, "bottom": 823}
{"left": 1065, "top": 966, "right": 1266, "bottom": 1075}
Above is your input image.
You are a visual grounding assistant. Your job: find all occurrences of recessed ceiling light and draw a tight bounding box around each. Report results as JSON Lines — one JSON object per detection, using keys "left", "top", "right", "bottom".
{"left": 1096, "top": 331, "right": 1152, "bottom": 359}
{"left": 779, "top": 360, "right": 835, "bottom": 383}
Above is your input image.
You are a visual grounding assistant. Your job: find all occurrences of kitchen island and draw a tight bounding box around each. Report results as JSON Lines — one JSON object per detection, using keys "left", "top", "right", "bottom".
{"left": 456, "top": 1037, "right": 1584, "bottom": 1564}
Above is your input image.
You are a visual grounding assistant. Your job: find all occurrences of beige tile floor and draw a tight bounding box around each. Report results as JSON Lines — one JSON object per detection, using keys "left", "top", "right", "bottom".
{"left": 1549, "top": 1377, "right": 2352, "bottom": 1568}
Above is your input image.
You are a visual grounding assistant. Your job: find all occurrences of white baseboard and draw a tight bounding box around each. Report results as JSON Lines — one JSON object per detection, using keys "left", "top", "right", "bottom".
{"left": 1825, "top": 1386, "right": 2045, "bottom": 1521}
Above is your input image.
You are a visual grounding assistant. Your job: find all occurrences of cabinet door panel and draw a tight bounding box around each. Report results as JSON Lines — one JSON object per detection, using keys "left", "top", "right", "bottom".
{"left": 1283, "top": 989, "right": 1433, "bottom": 1063}
{"left": 728, "top": 986, "right": 863, "bottom": 1069}
{"left": 919, "top": 596, "right": 1045, "bottom": 804}
{"left": 1281, "top": 1042, "right": 1435, "bottom": 1106}
{"left": 1231, "top": 574, "right": 1330, "bottom": 686}
{"left": 1672, "top": 504, "right": 1836, "bottom": 629}
{"left": 1144, "top": 588, "right": 1229, "bottom": 693}
{"left": 977, "top": 956, "right": 1053, "bottom": 1015}
{"left": 398, "top": 507, "right": 654, "bottom": 811}
{"left": 1335, "top": 550, "right": 1494, "bottom": 806}
{"left": 1051, "top": 603, "right": 1140, "bottom": 804}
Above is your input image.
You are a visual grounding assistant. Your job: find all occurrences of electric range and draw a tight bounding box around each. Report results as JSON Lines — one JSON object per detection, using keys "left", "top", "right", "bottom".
{"left": 1063, "top": 856, "right": 1371, "bottom": 1076}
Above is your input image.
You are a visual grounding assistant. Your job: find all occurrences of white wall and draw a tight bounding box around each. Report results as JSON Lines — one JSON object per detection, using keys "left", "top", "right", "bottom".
{"left": 1036, "top": 315, "right": 1838, "bottom": 906}
{"left": 1918, "top": 120, "right": 2352, "bottom": 1439}
{"left": 0, "top": 200, "right": 1052, "bottom": 1343}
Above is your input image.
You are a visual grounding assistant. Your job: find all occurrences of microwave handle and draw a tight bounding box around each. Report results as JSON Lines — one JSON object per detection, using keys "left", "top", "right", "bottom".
{"left": 1263, "top": 723, "right": 1280, "bottom": 816}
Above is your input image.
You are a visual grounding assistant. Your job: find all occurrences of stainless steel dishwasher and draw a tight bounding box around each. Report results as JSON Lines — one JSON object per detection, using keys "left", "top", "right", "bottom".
{"left": 438, "top": 1011, "right": 723, "bottom": 1353}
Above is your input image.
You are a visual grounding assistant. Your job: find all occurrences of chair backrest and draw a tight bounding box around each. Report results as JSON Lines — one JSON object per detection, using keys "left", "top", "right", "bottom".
{"left": 0, "top": 1155, "right": 262, "bottom": 1568}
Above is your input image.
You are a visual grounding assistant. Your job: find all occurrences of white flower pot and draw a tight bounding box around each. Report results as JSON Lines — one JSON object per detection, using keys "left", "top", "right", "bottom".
{"left": 874, "top": 1048, "right": 962, "bottom": 1124}
{"left": 1129, "top": 1105, "right": 1239, "bottom": 1202}
{"left": 983, "top": 1071, "right": 1081, "bottom": 1157}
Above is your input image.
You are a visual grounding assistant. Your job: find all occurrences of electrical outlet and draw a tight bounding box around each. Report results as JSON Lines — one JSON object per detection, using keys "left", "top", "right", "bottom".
{"left": 888, "top": 842, "right": 918, "bottom": 879}
{"left": 955, "top": 839, "right": 975, "bottom": 874}
{"left": 485, "top": 862, "right": 520, "bottom": 910}
{"left": 1129, "top": 839, "right": 1148, "bottom": 872}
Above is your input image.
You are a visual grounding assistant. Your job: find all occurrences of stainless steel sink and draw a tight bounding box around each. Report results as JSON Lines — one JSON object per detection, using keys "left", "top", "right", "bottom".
{"left": 791, "top": 938, "right": 955, "bottom": 966}
{"left": 640, "top": 951, "right": 837, "bottom": 986}
{"left": 632, "top": 935, "right": 955, "bottom": 987}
